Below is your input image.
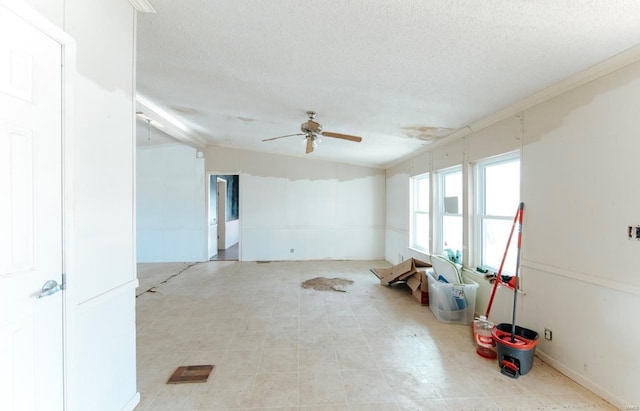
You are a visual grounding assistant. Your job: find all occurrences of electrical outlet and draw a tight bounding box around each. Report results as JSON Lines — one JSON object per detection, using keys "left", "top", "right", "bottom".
{"left": 629, "top": 226, "right": 634, "bottom": 240}
{"left": 544, "top": 328, "right": 552, "bottom": 341}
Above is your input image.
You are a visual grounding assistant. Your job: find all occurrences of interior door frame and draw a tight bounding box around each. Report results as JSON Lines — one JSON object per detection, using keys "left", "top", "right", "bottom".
{"left": 205, "top": 172, "right": 218, "bottom": 258}
{"left": 205, "top": 171, "right": 242, "bottom": 260}
{"left": 217, "top": 178, "right": 227, "bottom": 250}
{"left": 1, "top": 2, "right": 77, "bottom": 409}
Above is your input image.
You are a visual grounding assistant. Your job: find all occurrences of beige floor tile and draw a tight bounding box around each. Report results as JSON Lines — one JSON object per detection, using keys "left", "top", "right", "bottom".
{"left": 265, "top": 330, "right": 300, "bottom": 350}
{"left": 490, "top": 395, "right": 555, "bottom": 410}
{"left": 341, "top": 369, "right": 394, "bottom": 404}
{"left": 299, "top": 371, "right": 347, "bottom": 406}
{"left": 259, "top": 347, "right": 299, "bottom": 372}
{"left": 538, "top": 393, "right": 618, "bottom": 409}
{"left": 474, "top": 372, "right": 533, "bottom": 397}
{"left": 227, "top": 330, "right": 267, "bottom": 351}
{"left": 300, "top": 405, "right": 349, "bottom": 411}
{"left": 369, "top": 345, "right": 439, "bottom": 370}
{"left": 300, "top": 314, "right": 331, "bottom": 332}
{"left": 178, "top": 350, "right": 225, "bottom": 368}
{"left": 299, "top": 348, "right": 340, "bottom": 372}
{"left": 330, "top": 328, "right": 368, "bottom": 347}
{"left": 196, "top": 373, "right": 255, "bottom": 409}
{"left": 395, "top": 398, "right": 446, "bottom": 411}
{"left": 248, "top": 372, "right": 299, "bottom": 408}
{"left": 325, "top": 303, "right": 353, "bottom": 316}
{"left": 335, "top": 346, "right": 378, "bottom": 370}
{"left": 347, "top": 404, "right": 399, "bottom": 411}
{"left": 578, "top": 391, "right": 618, "bottom": 410}
{"left": 147, "top": 383, "right": 209, "bottom": 411}
{"left": 383, "top": 368, "right": 440, "bottom": 402}
{"left": 299, "top": 328, "right": 334, "bottom": 349}
{"left": 269, "top": 317, "right": 300, "bottom": 334}
{"left": 360, "top": 326, "right": 399, "bottom": 345}
{"left": 191, "top": 333, "right": 233, "bottom": 352}
{"left": 327, "top": 315, "right": 360, "bottom": 330}
{"left": 214, "top": 349, "right": 261, "bottom": 375}
{"left": 444, "top": 397, "right": 500, "bottom": 411}
{"left": 354, "top": 313, "right": 388, "bottom": 328}
{"left": 300, "top": 304, "right": 328, "bottom": 317}
{"left": 435, "top": 379, "right": 488, "bottom": 399}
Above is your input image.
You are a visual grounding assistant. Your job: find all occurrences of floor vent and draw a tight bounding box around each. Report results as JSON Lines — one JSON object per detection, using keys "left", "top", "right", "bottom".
{"left": 167, "top": 365, "right": 214, "bottom": 384}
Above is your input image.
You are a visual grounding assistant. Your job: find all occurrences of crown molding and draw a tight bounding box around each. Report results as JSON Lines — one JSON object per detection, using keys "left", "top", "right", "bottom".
{"left": 129, "top": 0, "right": 156, "bottom": 13}
{"left": 136, "top": 94, "right": 206, "bottom": 149}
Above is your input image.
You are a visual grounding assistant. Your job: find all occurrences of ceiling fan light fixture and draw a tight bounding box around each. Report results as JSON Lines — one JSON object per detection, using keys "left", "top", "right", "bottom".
{"left": 262, "top": 111, "right": 362, "bottom": 154}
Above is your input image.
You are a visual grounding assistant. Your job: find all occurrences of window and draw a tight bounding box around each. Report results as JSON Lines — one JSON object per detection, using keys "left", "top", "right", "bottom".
{"left": 476, "top": 154, "right": 520, "bottom": 273}
{"left": 410, "top": 173, "right": 429, "bottom": 252}
{"left": 437, "top": 167, "right": 463, "bottom": 263}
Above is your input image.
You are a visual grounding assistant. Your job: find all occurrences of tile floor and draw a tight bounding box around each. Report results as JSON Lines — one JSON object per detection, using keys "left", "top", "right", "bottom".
{"left": 135, "top": 260, "right": 615, "bottom": 411}
{"left": 209, "top": 243, "right": 240, "bottom": 262}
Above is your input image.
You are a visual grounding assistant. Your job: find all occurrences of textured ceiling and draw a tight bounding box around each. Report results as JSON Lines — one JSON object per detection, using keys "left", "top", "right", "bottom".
{"left": 136, "top": 1, "right": 640, "bottom": 167}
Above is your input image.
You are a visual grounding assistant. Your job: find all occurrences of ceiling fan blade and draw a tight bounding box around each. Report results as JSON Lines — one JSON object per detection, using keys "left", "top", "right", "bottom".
{"left": 321, "top": 131, "right": 362, "bottom": 142}
{"left": 262, "top": 133, "right": 305, "bottom": 142}
{"left": 306, "top": 138, "right": 314, "bottom": 154}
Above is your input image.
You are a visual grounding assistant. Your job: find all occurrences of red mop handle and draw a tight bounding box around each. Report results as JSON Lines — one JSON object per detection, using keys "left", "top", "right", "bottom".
{"left": 484, "top": 204, "right": 521, "bottom": 318}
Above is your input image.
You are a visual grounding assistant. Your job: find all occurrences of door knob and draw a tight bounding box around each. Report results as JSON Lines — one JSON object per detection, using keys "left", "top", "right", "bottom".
{"left": 38, "top": 280, "right": 61, "bottom": 298}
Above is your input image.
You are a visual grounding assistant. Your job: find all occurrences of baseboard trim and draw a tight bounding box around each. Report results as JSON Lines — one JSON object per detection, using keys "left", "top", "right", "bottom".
{"left": 120, "top": 392, "right": 140, "bottom": 411}
{"left": 535, "top": 349, "right": 631, "bottom": 410}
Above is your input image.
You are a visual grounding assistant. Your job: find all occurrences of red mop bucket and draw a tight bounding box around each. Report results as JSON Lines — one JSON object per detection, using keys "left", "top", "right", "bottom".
{"left": 492, "top": 323, "right": 539, "bottom": 378}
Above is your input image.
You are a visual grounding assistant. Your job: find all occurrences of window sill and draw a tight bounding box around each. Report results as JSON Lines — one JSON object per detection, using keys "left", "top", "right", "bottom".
{"left": 461, "top": 267, "right": 486, "bottom": 282}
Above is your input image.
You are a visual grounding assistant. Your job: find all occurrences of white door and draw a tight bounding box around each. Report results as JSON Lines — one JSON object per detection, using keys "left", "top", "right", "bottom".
{"left": 208, "top": 175, "right": 218, "bottom": 258}
{"left": 0, "top": 7, "right": 64, "bottom": 411}
{"left": 217, "top": 179, "right": 226, "bottom": 250}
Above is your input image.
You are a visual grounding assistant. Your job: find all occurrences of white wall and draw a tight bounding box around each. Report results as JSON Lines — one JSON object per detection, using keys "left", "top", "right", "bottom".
{"left": 225, "top": 219, "right": 240, "bottom": 249}
{"left": 206, "top": 147, "right": 386, "bottom": 261}
{"left": 23, "top": 1, "right": 139, "bottom": 410}
{"left": 137, "top": 143, "right": 206, "bottom": 262}
{"left": 384, "top": 60, "right": 640, "bottom": 408}
{"left": 519, "top": 61, "right": 640, "bottom": 408}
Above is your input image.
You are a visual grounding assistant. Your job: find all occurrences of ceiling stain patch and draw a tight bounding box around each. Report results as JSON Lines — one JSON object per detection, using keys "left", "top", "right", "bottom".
{"left": 171, "top": 106, "right": 201, "bottom": 115}
{"left": 401, "top": 126, "right": 454, "bottom": 141}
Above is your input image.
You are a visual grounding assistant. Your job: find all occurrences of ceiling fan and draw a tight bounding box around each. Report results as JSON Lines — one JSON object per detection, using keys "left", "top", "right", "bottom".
{"left": 262, "top": 111, "right": 362, "bottom": 154}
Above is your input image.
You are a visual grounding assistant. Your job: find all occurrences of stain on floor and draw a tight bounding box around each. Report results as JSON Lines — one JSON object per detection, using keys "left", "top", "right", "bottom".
{"left": 301, "top": 277, "right": 354, "bottom": 292}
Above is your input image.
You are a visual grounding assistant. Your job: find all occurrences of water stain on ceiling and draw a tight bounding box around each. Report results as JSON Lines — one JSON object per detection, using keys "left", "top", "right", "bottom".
{"left": 171, "top": 106, "right": 201, "bottom": 115}
{"left": 401, "top": 126, "right": 454, "bottom": 141}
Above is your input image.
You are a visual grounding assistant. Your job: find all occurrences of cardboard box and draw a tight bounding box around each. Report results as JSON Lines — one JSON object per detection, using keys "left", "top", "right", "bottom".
{"left": 373, "top": 259, "right": 432, "bottom": 306}
{"left": 374, "top": 258, "right": 431, "bottom": 285}
{"left": 407, "top": 270, "right": 430, "bottom": 305}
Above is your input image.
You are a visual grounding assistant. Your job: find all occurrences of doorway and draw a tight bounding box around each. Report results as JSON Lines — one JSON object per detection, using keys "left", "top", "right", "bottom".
{"left": 207, "top": 174, "right": 240, "bottom": 261}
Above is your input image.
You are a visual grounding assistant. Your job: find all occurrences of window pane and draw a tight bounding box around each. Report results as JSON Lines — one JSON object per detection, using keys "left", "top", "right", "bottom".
{"left": 485, "top": 161, "right": 520, "bottom": 216}
{"left": 444, "top": 171, "right": 462, "bottom": 213}
{"left": 416, "top": 177, "right": 429, "bottom": 211}
{"left": 442, "top": 215, "right": 462, "bottom": 260}
{"left": 482, "top": 219, "right": 518, "bottom": 273}
{"left": 414, "top": 213, "right": 429, "bottom": 251}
